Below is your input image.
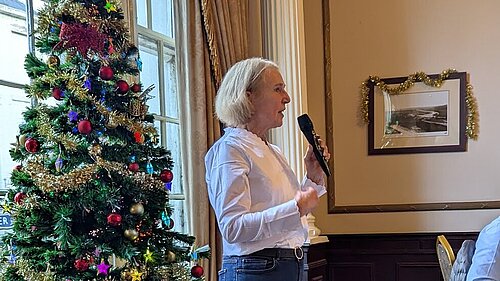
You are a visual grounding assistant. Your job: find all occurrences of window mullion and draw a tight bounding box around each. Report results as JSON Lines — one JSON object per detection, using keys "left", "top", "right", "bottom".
{"left": 146, "top": 0, "right": 152, "bottom": 29}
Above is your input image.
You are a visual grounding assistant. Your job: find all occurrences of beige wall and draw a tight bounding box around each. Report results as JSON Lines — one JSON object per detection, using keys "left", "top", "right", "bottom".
{"left": 304, "top": 0, "right": 500, "bottom": 234}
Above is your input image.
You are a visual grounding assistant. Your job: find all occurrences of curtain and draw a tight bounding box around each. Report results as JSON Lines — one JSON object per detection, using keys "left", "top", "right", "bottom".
{"left": 175, "top": 0, "right": 248, "bottom": 280}
{"left": 174, "top": 0, "right": 219, "bottom": 280}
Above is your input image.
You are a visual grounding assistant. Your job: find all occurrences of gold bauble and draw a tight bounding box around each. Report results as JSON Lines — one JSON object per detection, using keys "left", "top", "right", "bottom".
{"left": 165, "top": 251, "right": 176, "bottom": 262}
{"left": 124, "top": 229, "right": 139, "bottom": 241}
{"left": 18, "top": 134, "right": 27, "bottom": 146}
{"left": 47, "top": 55, "right": 60, "bottom": 69}
{"left": 129, "top": 202, "right": 144, "bottom": 216}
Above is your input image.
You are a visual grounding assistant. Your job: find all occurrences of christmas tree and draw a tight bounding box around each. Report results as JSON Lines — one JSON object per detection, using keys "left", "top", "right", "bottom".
{"left": 0, "top": 0, "right": 207, "bottom": 280}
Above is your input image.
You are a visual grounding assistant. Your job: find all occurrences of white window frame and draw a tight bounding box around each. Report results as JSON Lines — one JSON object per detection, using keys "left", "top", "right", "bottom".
{"left": 129, "top": 0, "right": 188, "bottom": 233}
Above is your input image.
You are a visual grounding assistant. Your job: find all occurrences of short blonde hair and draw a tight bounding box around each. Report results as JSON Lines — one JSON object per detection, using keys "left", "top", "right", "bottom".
{"left": 215, "top": 57, "right": 279, "bottom": 127}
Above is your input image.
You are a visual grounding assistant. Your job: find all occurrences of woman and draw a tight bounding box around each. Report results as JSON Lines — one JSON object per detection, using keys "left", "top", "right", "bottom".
{"left": 205, "top": 57, "right": 329, "bottom": 281}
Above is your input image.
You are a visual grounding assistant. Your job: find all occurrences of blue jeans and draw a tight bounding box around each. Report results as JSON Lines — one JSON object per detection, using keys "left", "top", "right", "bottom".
{"left": 218, "top": 254, "right": 304, "bottom": 281}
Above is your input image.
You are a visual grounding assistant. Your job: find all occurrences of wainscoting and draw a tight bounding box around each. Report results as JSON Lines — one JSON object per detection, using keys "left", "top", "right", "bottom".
{"left": 306, "top": 232, "right": 478, "bottom": 281}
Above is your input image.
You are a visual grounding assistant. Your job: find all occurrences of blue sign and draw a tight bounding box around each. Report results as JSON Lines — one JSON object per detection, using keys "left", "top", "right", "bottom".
{"left": 0, "top": 214, "right": 12, "bottom": 229}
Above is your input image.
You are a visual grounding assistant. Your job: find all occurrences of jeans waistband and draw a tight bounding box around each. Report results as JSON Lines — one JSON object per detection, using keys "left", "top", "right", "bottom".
{"left": 249, "top": 247, "right": 304, "bottom": 260}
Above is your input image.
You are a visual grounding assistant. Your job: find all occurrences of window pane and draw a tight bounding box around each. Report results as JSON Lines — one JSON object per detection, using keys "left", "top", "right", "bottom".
{"left": 166, "top": 122, "right": 182, "bottom": 194}
{"left": 169, "top": 199, "right": 185, "bottom": 233}
{"left": 151, "top": 0, "right": 174, "bottom": 37}
{"left": 154, "top": 119, "right": 162, "bottom": 142}
{"left": 0, "top": 2, "right": 29, "bottom": 84}
{"left": 138, "top": 35, "right": 160, "bottom": 115}
{"left": 163, "top": 44, "right": 178, "bottom": 118}
{"left": 0, "top": 85, "right": 30, "bottom": 188}
{"left": 135, "top": 0, "right": 147, "bottom": 27}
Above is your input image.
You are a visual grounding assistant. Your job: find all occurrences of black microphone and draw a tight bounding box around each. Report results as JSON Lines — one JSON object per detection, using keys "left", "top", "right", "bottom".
{"left": 297, "top": 114, "right": 331, "bottom": 177}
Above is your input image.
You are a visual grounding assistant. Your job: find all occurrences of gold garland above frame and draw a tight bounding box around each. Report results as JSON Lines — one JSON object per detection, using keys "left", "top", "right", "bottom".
{"left": 359, "top": 68, "right": 479, "bottom": 140}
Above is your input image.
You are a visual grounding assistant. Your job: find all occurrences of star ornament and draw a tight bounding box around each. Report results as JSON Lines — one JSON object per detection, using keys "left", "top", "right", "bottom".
{"left": 96, "top": 260, "right": 111, "bottom": 276}
{"left": 130, "top": 269, "right": 143, "bottom": 281}
{"left": 104, "top": 1, "right": 117, "bottom": 13}
{"left": 143, "top": 248, "right": 154, "bottom": 263}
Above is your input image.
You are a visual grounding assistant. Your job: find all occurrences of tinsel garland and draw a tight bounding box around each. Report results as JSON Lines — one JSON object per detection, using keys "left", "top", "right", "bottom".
{"left": 36, "top": 109, "right": 81, "bottom": 151}
{"left": 24, "top": 153, "right": 164, "bottom": 194}
{"left": 11, "top": 259, "right": 55, "bottom": 281}
{"left": 359, "top": 69, "right": 479, "bottom": 140}
{"left": 94, "top": 100, "right": 157, "bottom": 136}
{"left": 465, "top": 84, "right": 479, "bottom": 140}
{"left": 10, "top": 260, "right": 199, "bottom": 281}
{"left": 28, "top": 71, "right": 157, "bottom": 138}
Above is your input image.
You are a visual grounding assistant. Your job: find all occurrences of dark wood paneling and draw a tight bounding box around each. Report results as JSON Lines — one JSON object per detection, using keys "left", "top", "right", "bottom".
{"left": 306, "top": 232, "right": 478, "bottom": 281}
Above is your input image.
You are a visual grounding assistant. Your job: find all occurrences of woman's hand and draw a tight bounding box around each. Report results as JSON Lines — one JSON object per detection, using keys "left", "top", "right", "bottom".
{"left": 304, "top": 138, "right": 330, "bottom": 185}
{"left": 295, "top": 186, "right": 319, "bottom": 216}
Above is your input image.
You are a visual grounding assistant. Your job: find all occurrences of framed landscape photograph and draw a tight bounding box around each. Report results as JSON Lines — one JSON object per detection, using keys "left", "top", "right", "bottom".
{"left": 368, "top": 72, "right": 467, "bottom": 155}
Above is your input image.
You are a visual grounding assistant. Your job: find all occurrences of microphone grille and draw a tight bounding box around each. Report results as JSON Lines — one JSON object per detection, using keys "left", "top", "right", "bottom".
{"left": 297, "top": 114, "right": 313, "bottom": 131}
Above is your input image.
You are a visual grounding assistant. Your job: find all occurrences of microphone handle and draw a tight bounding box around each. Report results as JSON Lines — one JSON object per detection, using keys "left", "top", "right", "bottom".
{"left": 305, "top": 131, "right": 331, "bottom": 177}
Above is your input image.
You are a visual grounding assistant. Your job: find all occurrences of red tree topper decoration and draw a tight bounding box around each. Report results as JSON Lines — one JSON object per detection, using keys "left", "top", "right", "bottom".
{"left": 55, "top": 23, "right": 107, "bottom": 56}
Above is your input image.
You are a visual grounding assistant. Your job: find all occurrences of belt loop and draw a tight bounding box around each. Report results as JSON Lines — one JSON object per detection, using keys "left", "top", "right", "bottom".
{"left": 294, "top": 246, "right": 304, "bottom": 260}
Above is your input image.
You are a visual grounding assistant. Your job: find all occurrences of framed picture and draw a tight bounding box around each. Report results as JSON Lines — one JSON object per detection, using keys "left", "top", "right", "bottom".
{"left": 368, "top": 72, "right": 467, "bottom": 155}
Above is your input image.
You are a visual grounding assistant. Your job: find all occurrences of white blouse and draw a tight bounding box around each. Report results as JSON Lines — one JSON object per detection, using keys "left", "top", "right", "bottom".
{"left": 205, "top": 127, "right": 326, "bottom": 256}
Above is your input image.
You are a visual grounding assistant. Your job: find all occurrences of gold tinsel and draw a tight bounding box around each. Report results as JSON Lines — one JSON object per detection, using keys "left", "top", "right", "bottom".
{"left": 465, "top": 84, "right": 479, "bottom": 140}
{"left": 359, "top": 69, "right": 479, "bottom": 139}
{"left": 94, "top": 101, "right": 157, "bottom": 136}
{"left": 36, "top": 109, "right": 81, "bottom": 151}
{"left": 25, "top": 154, "right": 164, "bottom": 194}
{"left": 30, "top": 70, "right": 156, "bottom": 139}
{"left": 12, "top": 259, "right": 56, "bottom": 281}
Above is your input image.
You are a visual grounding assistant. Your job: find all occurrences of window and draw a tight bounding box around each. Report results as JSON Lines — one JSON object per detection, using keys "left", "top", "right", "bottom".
{"left": 134, "top": 0, "right": 186, "bottom": 233}
{"left": 0, "top": 0, "right": 45, "bottom": 237}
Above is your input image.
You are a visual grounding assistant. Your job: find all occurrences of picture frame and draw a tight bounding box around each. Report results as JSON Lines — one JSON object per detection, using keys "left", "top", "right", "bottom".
{"left": 368, "top": 72, "right": 467, "bottom": 155}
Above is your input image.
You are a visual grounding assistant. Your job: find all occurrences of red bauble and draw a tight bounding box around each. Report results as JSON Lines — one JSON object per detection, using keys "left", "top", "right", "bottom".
{"left": 52, "top": 87, "right": 64, "bottom": 100}
{"left": 130, "top": 83, "right": 141, "bottom": 93}
{"left": 99, "top": 66, "right": 114, "bottom": 80}
{"left": 13, "top": 164, "right": 22, "bottom": 171}
{"left": 14, "top": 192, "right": 27, "bottom": 204}
{"left": 191, "top": 265, "right": 204, "bottom": 278}
{"left": 116, "top": 80, "right": 129, "bottom": 94}
{"left": 128, "top": 163, "right": 139, "bottom": 172}
{"left": 74, "top": 258, "right": 89, "bottom": 271}
{"left": 78, "top": 120, "right": 92, "bottom": 134}
{"left": 24, "top": 138, "right": 39, "bottom": 153}
{"left": 160, "top": 169, "right": 173, "bottom": 183}
{"left": 134, "top": 132, "right": 145, "bottom": 144}
{"left": 107, "top": 213, "right": 122, "bottom": 226}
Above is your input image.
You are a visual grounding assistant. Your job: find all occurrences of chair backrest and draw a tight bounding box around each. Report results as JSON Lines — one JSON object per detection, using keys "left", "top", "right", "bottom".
{"left": 449, "top": 240, "right": 476, "bottom": 281}
{"left": 437, "top": 235, "right": 456, "bottom": 281}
